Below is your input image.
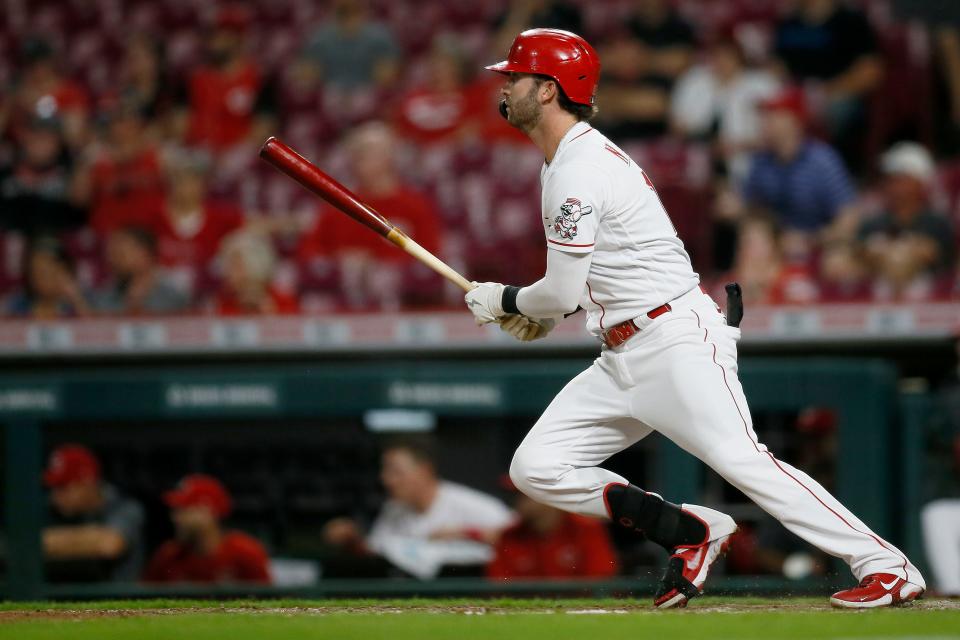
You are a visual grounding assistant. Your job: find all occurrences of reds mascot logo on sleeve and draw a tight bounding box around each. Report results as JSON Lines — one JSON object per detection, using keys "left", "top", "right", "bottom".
{"left": 554, "top": 198, "right": 592, "bottom": 240}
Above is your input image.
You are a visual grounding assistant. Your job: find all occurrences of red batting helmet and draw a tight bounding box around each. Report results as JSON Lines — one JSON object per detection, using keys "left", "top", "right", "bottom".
{"left": 485, "top": 29, "right": 601, "bottom": 106}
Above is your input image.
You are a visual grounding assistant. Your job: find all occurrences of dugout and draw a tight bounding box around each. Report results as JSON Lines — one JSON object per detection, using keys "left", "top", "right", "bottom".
{"left": 0, "top": 357, "right": 932, "bottom": 601}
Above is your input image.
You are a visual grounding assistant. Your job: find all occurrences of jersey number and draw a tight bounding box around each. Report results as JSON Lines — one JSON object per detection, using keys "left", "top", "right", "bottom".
{"left": 641, "top": 170, "right": 678, "bottom": 236}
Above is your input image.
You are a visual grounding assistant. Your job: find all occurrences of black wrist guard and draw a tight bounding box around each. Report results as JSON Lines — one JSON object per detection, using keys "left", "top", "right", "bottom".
{"left": 501, "top": 286, "right": 522, "bottom": 314}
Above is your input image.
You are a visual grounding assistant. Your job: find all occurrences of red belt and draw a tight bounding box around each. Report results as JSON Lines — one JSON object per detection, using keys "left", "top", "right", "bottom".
{"left": 601, "top": 303, "right": 672, "bottom": 348}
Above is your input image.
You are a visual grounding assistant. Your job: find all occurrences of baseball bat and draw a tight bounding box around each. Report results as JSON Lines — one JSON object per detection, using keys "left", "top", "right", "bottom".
{"left": 259, "top": 137, "right": 474, "bottom": 292}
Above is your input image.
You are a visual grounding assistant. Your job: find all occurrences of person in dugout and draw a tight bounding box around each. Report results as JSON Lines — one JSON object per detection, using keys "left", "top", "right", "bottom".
{"left": 42, "top": 444, "right": 145, "bottom": 582}
{"left": 487, "top": 476, "right": 619, "bottom": 580}
{"left": 143, "top": 473, "right": 270, "bottom": 584}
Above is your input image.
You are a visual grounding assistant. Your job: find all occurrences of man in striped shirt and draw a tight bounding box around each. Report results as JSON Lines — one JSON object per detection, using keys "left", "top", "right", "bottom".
{"left": 742, "top": 87, "right": 858, "bottom": 241}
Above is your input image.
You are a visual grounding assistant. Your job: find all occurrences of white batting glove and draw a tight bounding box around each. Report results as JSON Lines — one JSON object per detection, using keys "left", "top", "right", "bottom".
{"left": 464, "top": 282, "right": 505, "bottom": 325}
{"left": 499, "top": 314, "right": 556, "bottom": 342}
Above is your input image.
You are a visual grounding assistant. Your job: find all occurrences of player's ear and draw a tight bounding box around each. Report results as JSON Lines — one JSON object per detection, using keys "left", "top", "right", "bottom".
{"left": 540, "top": 79, "right": 557, "bottom": 104}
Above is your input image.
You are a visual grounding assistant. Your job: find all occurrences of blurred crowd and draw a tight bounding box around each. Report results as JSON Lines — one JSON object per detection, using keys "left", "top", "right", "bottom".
{"left": 2, "top": 0, "right": 960, "bottom": 319}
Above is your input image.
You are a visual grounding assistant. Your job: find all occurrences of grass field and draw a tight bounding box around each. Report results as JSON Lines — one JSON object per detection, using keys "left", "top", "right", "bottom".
{"left": 1, "top": 597, "right": 958, "bottom": 640}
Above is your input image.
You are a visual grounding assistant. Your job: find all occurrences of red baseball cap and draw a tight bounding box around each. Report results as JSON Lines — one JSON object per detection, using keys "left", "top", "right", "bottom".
{"left": 44, "top": 444, "right": 101, "bottom": 487}
{"left": 795, "top": 407, "right": 838, "bottom": 436}
{"left": 164, "top": 474, "right": 232, "bottom": 518}
{"left": 758, "top": 86, "right": 807, "bottom": 121}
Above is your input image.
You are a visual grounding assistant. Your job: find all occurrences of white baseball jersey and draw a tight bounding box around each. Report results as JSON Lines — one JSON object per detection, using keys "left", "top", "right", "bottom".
{"left": 540, "top": 121, "right": 699, "bottom": 337}
{"left": 367, "top": 481, "right": 513, "bottom": 578}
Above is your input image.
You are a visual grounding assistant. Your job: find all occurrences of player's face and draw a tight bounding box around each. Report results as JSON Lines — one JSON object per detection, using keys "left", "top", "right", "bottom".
{"left": 761, "top": 110, "right": 800, "bottom": 148}
{"left": 50, "top": 480, "right": 95, "bottom": 516}
{"left": 28, "top": 251, "right": 65, "bottom": 299}
{"left": 380, "top": 449, "right": 433, "bottom": 506}
{"left": 500, "top": 73, "right": 542, "bottom": 133}
{"left": 172, "top": 505, "right": 217, "bottom": 539}
{"left": 169, "top": 170, "right": 205, "bottom": 206}
{"left": 224, "top": 248, "right": 251, "bottom": 290}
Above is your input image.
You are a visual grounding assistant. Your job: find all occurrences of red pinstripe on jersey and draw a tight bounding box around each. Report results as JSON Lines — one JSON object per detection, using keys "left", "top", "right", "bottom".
{"left": 548, "top": 238, "right": 594, "bottom": 247}
{"left": 587, "top": 282, "right": 606, "bottom": 329}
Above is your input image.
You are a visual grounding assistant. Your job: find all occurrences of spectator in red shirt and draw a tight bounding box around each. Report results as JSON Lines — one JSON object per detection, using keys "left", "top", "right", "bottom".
{"left": 179, "top": 7, "right": 275, "bottom": 153}
{"left": 2, "top": 38, "right": 90, "bottom": 151}
{"left": 214, "top": 230, "right": 299, "bottom": 315}
{"left": 144, "top": 474, "right": 270, "bottom": 584}
{"left": 393, "top": 36, "right": 487, "bottom": 146}
{"left": 298, "top": 122, "right": 443, "bottom": 309}
{"left": 157, "top": 148, "right": 243, "bottom": 297}
{"left": 486, "top": 478, "right": 618, "bottom": 580}
{"left": 74, "top": 95, "right": 166, "bottom": 236}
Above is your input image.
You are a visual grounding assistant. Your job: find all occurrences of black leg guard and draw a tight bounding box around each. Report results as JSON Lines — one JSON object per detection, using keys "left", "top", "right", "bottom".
{"left": 603, "top": 483, "right": 707, "bottom": 550}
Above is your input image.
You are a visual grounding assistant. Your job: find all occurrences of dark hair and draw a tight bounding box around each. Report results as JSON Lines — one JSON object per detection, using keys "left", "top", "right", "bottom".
{"left": 382, "top": 436, "right": 437, "bottom": 469}
{"left": 534, "top": 75, "right": 598, "bottom": 121}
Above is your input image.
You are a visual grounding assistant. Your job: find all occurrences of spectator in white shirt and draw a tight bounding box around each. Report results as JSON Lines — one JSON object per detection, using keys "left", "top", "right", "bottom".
{"left": 671, "top": 38, "right": 780, "bottom": 182}
{"left": 322, "top": 437, "right": 513, "bottom": 578}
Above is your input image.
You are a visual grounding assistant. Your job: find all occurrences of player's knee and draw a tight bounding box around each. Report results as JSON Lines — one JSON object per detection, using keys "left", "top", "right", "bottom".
{"left": 509, "top": 446, "right": 559, "bottom": 497}
{"left": 508, "top": 447, "right": 535, "bottom": 495}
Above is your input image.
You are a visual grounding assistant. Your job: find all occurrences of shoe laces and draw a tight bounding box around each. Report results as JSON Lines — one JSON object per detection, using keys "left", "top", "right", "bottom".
{"left": 859, "top": 575, "right": 880, "bottom": 587}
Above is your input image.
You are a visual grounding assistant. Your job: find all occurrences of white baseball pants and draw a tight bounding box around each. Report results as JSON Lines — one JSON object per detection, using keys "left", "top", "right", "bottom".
{"left": 509, "top": 287, "right": 925, "bottom": 586}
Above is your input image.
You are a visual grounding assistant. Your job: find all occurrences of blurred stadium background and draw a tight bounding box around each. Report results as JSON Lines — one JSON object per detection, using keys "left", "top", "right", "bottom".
{"left": 0, "top": 0, "right": 959, "bottom": 603}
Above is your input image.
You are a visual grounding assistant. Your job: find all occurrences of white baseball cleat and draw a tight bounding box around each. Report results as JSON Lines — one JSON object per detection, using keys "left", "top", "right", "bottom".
{"left": 654, "top": 506, "right": 738, "bottom": 610}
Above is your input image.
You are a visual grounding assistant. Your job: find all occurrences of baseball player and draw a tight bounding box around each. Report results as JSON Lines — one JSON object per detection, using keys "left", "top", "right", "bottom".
{"left": 465, "top": 29, "right": 926, "bottom": 609}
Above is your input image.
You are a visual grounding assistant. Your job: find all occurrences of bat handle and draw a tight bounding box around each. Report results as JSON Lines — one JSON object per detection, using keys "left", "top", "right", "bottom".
{"left": 387, "top": 229, "right": 475, "bottom": 292}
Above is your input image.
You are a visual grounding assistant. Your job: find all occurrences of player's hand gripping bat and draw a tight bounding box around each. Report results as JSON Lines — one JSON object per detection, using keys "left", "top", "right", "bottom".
{"left": 259, "top": 137, "right": 550, "bottom": 341}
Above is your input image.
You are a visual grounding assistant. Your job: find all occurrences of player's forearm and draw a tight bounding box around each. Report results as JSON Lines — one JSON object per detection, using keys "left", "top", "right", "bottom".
{"left": 509, "top": 279, "right": 580, "bottom": 317}
{"left": 42, "top": 525, "right": 127, "bottom": 560}
{"left": 504, "top": 250, "right": 591, "bottom": 318}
